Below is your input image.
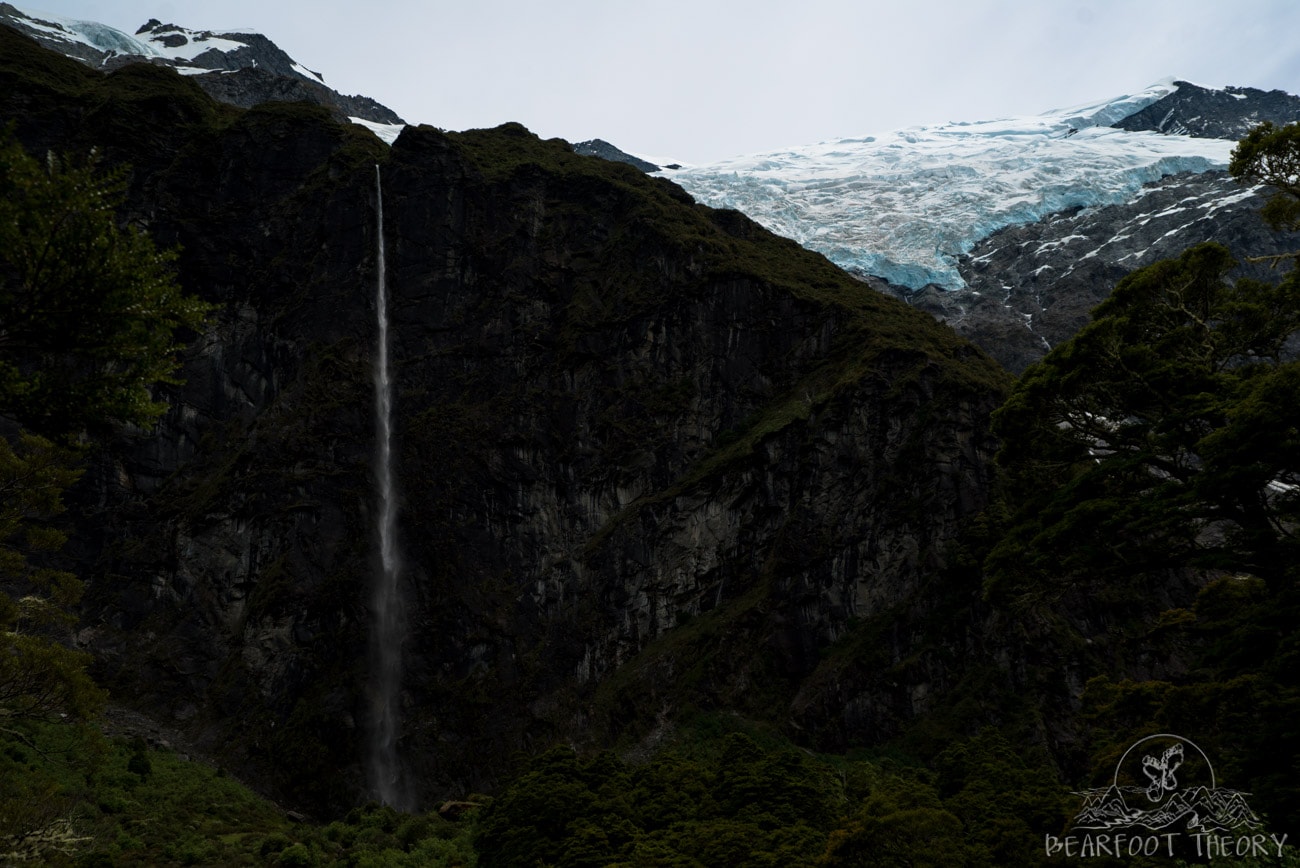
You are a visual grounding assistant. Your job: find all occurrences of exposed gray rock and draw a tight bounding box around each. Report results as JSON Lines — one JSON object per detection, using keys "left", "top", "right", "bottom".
{"left": 573, "top": 138, "right": 660, "bottom": 172}
{"left": 866, "top": 79, "right": 1300, "bottom": 373}
{"left": 1113, "top": 79, "right": 1300, "bottom": 140}
{"left": 185, "top": 67, "right": 403, "bottom": 124}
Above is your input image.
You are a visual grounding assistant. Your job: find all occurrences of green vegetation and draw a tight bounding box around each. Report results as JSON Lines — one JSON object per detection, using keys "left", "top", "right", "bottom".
{"left": 1231, "top": 120, "right": 1300, "bottom": 234}
{"left": 0, "top": 128, "right": 213, "bottom": 437}
{"left": 442, "top": 120, "right": 1008, "bottom": 385}
{"left": 0, "top": 428, "right": 103, "bottom": 721}
{"left": 473, "top": 715, "right": 1069, "bottom": 868}
{"left": 987, "top": 240, "right": 1300, "bottom": 597}
{"left": 0, "top": 713, "right": 1071, "bottom": 867}
{"left": 0, "top": 112, "right": 212, "bottom": 858}
{"left": 0, "top": 719, "right": 479, "bottom": 865}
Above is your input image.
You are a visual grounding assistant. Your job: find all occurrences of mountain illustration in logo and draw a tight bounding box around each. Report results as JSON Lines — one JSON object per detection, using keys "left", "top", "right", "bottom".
{"left": 1071, "top": 734, "right": 1262, "bottom": 833}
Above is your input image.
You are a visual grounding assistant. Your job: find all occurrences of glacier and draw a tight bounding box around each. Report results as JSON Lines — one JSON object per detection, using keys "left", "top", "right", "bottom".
{"left": 656, "top": 80, "right": 1237, "bottom": 290}
{"left": 12, "top": 9, "right": 161, "bottom": 57}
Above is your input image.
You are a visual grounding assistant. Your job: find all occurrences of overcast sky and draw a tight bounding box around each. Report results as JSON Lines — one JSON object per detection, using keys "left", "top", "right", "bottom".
{"left": 21, "top": 1, "right": 1300, "bottom": 164}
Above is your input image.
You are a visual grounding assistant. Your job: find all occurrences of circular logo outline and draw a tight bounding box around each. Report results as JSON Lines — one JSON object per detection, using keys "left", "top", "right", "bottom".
{"left": 1112, "top": 732, "right": 1216, "bottom": 794}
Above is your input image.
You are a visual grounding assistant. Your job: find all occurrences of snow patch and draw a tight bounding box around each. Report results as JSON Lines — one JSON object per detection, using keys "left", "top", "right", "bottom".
{"left": 291, "top": 62, "right": 325, "bottom": 84}
{"left": 351, "top": 118, "right": 406, "bottom": 145}
{"left": 140, "top": 29, "right": 248, "bottom": 62}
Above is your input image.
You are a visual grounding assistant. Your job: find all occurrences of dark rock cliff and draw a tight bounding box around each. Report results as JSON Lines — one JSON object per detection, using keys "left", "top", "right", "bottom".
{"left": 2, "top": 27, "right": 1010, "bottom": 811}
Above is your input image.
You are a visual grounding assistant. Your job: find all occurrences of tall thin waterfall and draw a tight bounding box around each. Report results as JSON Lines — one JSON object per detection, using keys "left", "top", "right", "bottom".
{"left": 370, "top": 164, "right": 407, "bottom": 808}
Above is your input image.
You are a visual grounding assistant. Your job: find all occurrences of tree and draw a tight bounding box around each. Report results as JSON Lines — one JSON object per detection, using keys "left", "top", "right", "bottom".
{"left": 0, "top": 127, "right": 211, "bottom": 439}
{"left": 0, "top": 128, "right": 211, "bottom": 722}
{"left": 986, "top": 210, "right": 1300, "bottom": 596}
{"left": 978, "top": 120, "right": 1300, "bottom": 841}
{"left": 818, "top": 776, "right": 972, "bottom": 868}
{"left": 1230, "top": 120, "right": 1300, "bottom": 235}
{"left": 0, "top": 431, "right": 103, "bottom": 720}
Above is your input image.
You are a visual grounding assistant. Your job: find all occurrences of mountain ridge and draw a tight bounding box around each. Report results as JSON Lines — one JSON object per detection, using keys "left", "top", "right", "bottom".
{"left": 1115, "top": 79, "right": 1300, "bottom": 139}
{"left": 0, "top": 3, "right": 402, "bottom": 124}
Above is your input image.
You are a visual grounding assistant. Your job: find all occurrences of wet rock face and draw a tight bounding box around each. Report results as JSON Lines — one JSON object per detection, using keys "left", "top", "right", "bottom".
{"left": 359, "top": 129, "right": 1006, "bottom": 802}
{"left": 7, "top": 28, "right": 1009, "bottom": 812}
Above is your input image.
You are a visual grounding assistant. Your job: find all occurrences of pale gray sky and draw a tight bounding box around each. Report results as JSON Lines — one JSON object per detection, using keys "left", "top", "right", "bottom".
{"left": 19, "top": 0, "right": 1300, "bottom": 164}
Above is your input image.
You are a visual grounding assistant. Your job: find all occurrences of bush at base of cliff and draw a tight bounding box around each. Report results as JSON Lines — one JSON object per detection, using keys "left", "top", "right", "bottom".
{"left": 472, "top": 719, "right": 1071, "bottom": 868}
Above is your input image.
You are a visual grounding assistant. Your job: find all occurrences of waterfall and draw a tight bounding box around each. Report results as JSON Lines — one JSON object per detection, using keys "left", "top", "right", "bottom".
{"left": 369, "top": 164, "right": 408, "bottom": 809}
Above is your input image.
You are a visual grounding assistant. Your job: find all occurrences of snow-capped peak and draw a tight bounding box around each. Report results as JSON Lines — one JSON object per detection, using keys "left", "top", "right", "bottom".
{"left": 132, "top": 18, "right": 325, "bottom": 84}
{"left": 1, "top": 4, "right": 324, "bottom": 84}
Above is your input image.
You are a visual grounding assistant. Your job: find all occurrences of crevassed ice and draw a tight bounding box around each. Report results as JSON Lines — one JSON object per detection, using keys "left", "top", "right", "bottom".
{"left": 13, "top": 9, "right": 160, "bottom": 57}
{"left": 658, "top": 81, "right": 1237, "bottom": 290}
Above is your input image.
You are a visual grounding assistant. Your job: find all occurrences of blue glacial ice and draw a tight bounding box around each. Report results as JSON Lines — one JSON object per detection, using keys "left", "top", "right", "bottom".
{"left": 657, "top": 81, "right": 1237, "bottom": 290}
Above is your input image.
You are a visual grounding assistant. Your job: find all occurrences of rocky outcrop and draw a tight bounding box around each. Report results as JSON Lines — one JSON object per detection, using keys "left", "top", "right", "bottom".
{"left": 1113, "top": 80, "right": 1300, "bottom": 140}
{"left": 572, "top": 138, "right": 660, "bottom": 172}
{"left": 133, "top": 19, "right": 312, "bottom": 79}
{"left": 3, "top": 28, "right": 1010, "bottom": 812}
{"left": 182, "top": 66, "right": 403, "bottom": 124}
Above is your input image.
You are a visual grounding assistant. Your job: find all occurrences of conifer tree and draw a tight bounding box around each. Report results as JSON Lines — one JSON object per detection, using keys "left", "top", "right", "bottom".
{"left": 0, "top": 128, "right": 211, "bottom": 721}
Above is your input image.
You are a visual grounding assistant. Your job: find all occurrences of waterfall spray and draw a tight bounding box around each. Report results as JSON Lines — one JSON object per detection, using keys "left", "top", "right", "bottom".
{"left": 369, "top": 164, "right": 407, "bottom": 808}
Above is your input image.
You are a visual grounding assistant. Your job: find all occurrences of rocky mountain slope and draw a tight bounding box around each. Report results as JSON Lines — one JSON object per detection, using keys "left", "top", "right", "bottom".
{"left": 1, "top": 25, "right": 1011, "bottom": 812}
{"left": 0, "top": 3, "right": 401, "bottom": 124}
{"left": 907, "top": 168, "right": 1292, "bottom": 371}
{"left": 1113, "top": 79, "right": 1300, "bottom": 139}
{"left": 572, "top": 138, "right": 661, "bottom": 172}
